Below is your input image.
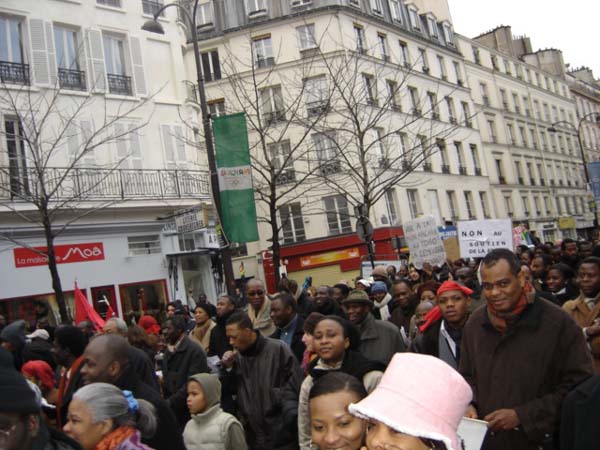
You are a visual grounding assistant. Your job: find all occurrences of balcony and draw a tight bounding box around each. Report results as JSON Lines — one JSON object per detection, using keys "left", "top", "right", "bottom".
{"left": 142, "top": 0, "right": 164, "bottom": 16}
{"left": 518, "top": 177, "right": 524, "bottom": 185}
{"left": 474, "top": 167, "right": 482, "bottom": 176}
{"left": 275, "top": 168, "right": 296, "bottom": 185}
{"left": 256, "top": 57, "right": 275, "bottom": 69}
{"left": 264, "top": 110, "right": 286, "bottom": 125}
{"left": 307, "top": 101, "right": 329, "bottom": 117}
{"left": 498, "top": 176, "right": 506, "bottom": 184}
{"left": 366, "top": 97, "right": 379, "bottom": 107}
{"left": 423, "top": 162, "right": 432, "bottom": 172}
{"left": 0, "top": 166, "right": 210, "bottom": 201}
{"left": 441, "top": 164, "right": 450, "bottom": 174}
{"left": 459, "top": 166, "right": 467, "bottom": 175}
{"left": 0, "top": 61, "right": 29, "bottom": 85}
{"left": 58, "top": 68, "right": 86, "bottom": 91}
{"left": 319, "top": 160, "right": 342, "bottom": 175}
{"left": 107, "top": 73, "right": 132, "bottom": 95}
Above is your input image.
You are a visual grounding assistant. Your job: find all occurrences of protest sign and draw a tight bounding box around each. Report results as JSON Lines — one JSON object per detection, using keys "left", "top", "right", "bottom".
{"left": 458, "top": 219, "right": 513, "bottom": 258}
{"left": 403, "top": 216, "right": 446, "bottom": 269}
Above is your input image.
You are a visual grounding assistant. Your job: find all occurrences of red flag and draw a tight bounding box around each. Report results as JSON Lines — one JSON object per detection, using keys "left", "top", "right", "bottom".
{"left": 74, "top": 283, "right": 105, "bottom": 330}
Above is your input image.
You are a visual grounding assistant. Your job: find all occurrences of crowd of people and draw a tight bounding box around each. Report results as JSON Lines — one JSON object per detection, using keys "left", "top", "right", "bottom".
{"left": 1, "top": 237, "right": 600, "bottom": 450}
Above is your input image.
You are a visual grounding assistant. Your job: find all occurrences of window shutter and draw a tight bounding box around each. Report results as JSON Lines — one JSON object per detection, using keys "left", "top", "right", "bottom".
{"left": 211, "top": 51, "right": 221, "bottom": 79}
{"left": 86, "top": 29, "right": 106, "bottom": 92}
{"left": 201, "top": 52, "right": 212, "bottom": 82}
{"left": 45, "top": 22, "right": 57, "bottom": 86}
{"left": 30, "top": 19, "right": 50, "bottom": 85}
{"left": 129, "top": 36, "right": 147, "bottom": 97}
{"left": 173, "top": 125, "right": 186, "bottom": 163}
{"left": 161, "top": 124, "right": 175, "bottom": 167}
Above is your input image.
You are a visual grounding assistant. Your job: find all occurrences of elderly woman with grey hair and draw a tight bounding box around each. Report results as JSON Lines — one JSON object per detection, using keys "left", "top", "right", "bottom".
{"left": 64, "top": 382, "right": 156, "bottom": 450}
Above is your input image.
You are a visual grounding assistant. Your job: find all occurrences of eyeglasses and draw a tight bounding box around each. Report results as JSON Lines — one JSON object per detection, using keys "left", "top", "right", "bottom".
{"left": 247, "top": 290, "right": 264, "bottom": 296}
{"left": 0, "top": 423, "right": 17, "bottom": 441}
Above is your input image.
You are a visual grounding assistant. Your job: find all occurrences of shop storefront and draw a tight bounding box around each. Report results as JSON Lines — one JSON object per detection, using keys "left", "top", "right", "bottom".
{"left": 530, "top": 220, "right": 558, "bottom": 244}
{"left": 558, "top": 217, "right": 577, "bottom": 240}
{"left": 575, "top": 213, "right": 596, "bottom": 239}
{"left": 263, "top": 226, "right": 405, "bottom": 292}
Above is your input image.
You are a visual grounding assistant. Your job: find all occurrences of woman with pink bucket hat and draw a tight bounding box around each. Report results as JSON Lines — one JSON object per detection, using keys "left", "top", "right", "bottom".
{"left": 349, "top": 353, "right": 473, "bottom": 450}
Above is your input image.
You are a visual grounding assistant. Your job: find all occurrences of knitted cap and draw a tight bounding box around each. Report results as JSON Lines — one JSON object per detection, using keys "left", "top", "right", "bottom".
{"left": 1, "top": 320, "right": 26, "bottom": 350}
{"left": 0, "top": 363, "right": 41, "bottom": 414}
{"left": 189, "top": 373, "right": 221, "bottom": 408}
{"left": 370, "top": 281, "right": 388, "bottom": 294}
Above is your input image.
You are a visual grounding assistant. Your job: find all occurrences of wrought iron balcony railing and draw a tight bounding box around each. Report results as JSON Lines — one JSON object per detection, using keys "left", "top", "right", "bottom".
{"left": 58, "top": 68, "right": 86, "bottom": 91}
{"left": 0, "top": 166, "right": 209, "bottom": 202}
{"left": 107, "top": 73, "right": 132, "bottom": 96}
{"left": 0, "top": 61, "right": 29, "bottom": 85}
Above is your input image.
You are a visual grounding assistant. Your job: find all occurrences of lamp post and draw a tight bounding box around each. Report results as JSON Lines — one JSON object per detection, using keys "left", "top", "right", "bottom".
{"left": 142, "top": 1, "right": 236, "bottom": 295}
{"left": 548, "top": 112, "right": 600, "bottom": 232}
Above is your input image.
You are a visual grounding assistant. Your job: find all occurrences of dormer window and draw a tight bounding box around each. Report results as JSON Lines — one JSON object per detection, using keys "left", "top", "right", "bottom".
{"left": 245, "top": 0, "right": 266, "bottom": 16}
{"left": 443, "top": 23, "right": 454, "bottom": 46}
{"left": 408, "top": 7, "right": 421, "bottom": 31}
{"left": 389, "top": 0, "right": 403, "bottom": 23}
{"left": 427, "top": 17, "right": 439, "bottom": 40}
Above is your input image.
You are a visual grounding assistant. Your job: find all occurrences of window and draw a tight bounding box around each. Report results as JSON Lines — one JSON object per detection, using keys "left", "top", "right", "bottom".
{"left": 384, "top": 189, "right": 399, "bottom": 225}
{"left": 504, "top": 195, "right": 514, "bottom": 216}
{"left": 4, "top": 118, "right": 29, "bottom": 196}
{"left": 437, "top": 139, "right": 448, "bottom": 172}
{"left": 507, "top": 123, "right": 515, "bottom": 145}
{"left": 526, "top": 162, "right": 534, "bottom": 183}
{"left": 514, "top": 161, "right": 522, "bottom": 183}
{"left": 529, "top": 129, "right": 538, "bottom": 149}
{"left": 408, "top": 86, "right": 420, "bottom": 114}
{"left": 291, "top": 0, "right": 312, "bottom": 5}
{"left": 504, "top": 59, "right": 512, "bottom": 75}
{"left": 208, "top": 99, "right": 225, "bottom": 117}
{"left": 407, "top": 189, "right": 421, "bottom": 218}
{"left": 408, "top": 8, "right": 421, "bottom": 31}
{"left": 363, "top": 74, "right": 377, "bottom": 105}
{"left": 470, "top": 144, "right": 481, "bottom": 174}
{"left": 305, "top": 75, "right": 328, "bottom": 115}
{"left": 544, "top": 196, "right": 552, "bottom": 215}
{"left": 390, "top": 0, "right": 403, "bottom": 23}
{"left": 370, "top": 0, "right": 383, "bottom": 14}
{"left": 472, "top": 46, "right": 480, "bottom": 64}
{"left": 455, "top": 141, "right": 465, "bottom": 173}
{"left": 260, "top": 85, "right": 285, "bottom": 123}
{"left": 519, "top": 126, "right": 528, "bottom": 147}
{"left": 437, "top": 55, "right": 447, "bottom": 80}
{"left": 418, "top": 48, "right": 429, "bottom": 72}
{"left": 491, "top": 55, "right": 499, "bottom": 71}
{"left": 479, "top": 192, "right": 490, "bottom": 218}
{"left": 128, "top": 235, "right": 161, "bottom": 255}
{"left": 142, "top": 0, "right": 164, "bottom": 16}
{"left": 246, "top": 0, "right": 266, "bottom": 14}
{"left": 522, "top": 196, "right": 530, "bottom": 215}
{"left": 370, "top": 128, "right": 386, "bottom": 162}
{"left": 496, "top": 159, "right": 505, "bottom": 183}
{"left": 398, "top": 41, "right": 410, "bottom": 67}
{"left": 313, "top": 131, "right": 339, "bottom": 171}
{"left": 533, "top": 196, "right": 541, "bottom": 214}
{"left": 354, "top": 25, "right": 366, "bottom": 54}
{"left": 428, "top": 92, "right": 439, "bottom": 119}
{"left": 54, "top": 25, "right": 86, "bottom": 90}
{"left": 253, "top": 36, "right": 274, "bottom": 68}
{"left": 523, "top": 96, "right": 530, "bottom": 116}
{"left": 378, "top": 34, "right": 388, "bottom": 61}
{"left": 512, "top": 93, "right": 520, "bottom": 114}
{"left": 446, "top": 191, "right": 458, "bottom": 219}
{"left": 297, "top": 24, "right": 317, "bottom": 50}
{"left": 324, "top": 195, "right": 352, "bottom": 235}
{"left": 462, "top": 102, "right": 471, "bottom": 127}
{"left": 480, "top": 83, "right": 490, "bottom": 106}
{"left": 280, "top": 203, "right": 305, "bottom": 243}
{"left": 386, "top": 80, "right": 400, "bottom": 111}
{"left": 443, "top": 24, "right": 454, "bottom": 46}
{"left": 446, "top": 96, "right": 456, "bottom": 123}
{"left": 103, "top": 33, "right": 131, "bottom": 95}
{"left": 453, "top": 61, "right": 462, "bottom": 85}
{"left": 195, "top": 2, "right": 213, "bottom": 26}
{"left": 270, "top": 140, "right": 293, "bottom": 172}
{"left": 97, "top": 0, "right": 121, "bottom": 7}
{"left": 464, "top": 191, "right": 475, "bottom": 218}
{"left": 427, "top": 17, "right": 439, "bottom": 40}
{"left": 0, "top": 16, "right": 27, "bottom": 85}
{"left": 487, "top": 119, "right": 497, "bottom": 143}
{"left": 499, "top": 89, "right": 508, "bottom": 109}
{"left": 200, "top": 50, "right": 221, "bottom": 82}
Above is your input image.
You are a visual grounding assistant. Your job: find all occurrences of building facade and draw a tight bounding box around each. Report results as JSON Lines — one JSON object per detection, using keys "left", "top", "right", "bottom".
{"left": 0, "top": 0, "right": 219, "bottom": 323}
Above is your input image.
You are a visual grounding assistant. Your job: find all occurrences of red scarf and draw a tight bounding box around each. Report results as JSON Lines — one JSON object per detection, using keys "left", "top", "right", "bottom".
{"left": 56, "top": 355, "right": 85, "bottom": 428}
{"left": 487, "top": 283, "right": 533, "bottom": 333}
{"left": 95, "top": 426, "right": 137, "bottom": 450}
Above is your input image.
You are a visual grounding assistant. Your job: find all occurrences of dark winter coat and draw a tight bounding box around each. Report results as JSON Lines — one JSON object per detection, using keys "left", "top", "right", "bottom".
{"left": 29, "top": 424, "right": 82, "bottom": 450}
{"left": 460, "top": 299, "right": 593, "bottom": 450}
{"left": 388, "top": 296, "right": 418, "bottom": 336}
{"left": 129, "top": 345, "right": 159, "bottom": 392}
{"left": 163, "top": 335, "right": 209, "bottom": 427}
{"left": 115, "top": 365, "right": 185, "bottom": 450}
{"left": 411, "top": 318, "right": 463, "bottom": 369}
{"left": 208, "top": 311, "right": 234, "bottom": 358}
{"left": 357, "top": 313, "right": 405, "bottom": 365}
{"left": 270, "top": 315, "right": 306, "bottom": 363}
{"left": 221, "top": 333, "right": 302, "bottom": 450}
{"left": 560, "top": 375, "right": 600, "bottom": 450}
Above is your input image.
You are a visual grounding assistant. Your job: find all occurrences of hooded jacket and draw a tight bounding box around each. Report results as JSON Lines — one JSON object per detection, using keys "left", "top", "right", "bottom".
{"left": 183, "top": 373, "right": 247, "bottom": 450}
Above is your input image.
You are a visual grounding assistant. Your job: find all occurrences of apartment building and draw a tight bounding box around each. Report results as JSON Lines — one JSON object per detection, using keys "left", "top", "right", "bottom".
{"left": 0, "top": 0, "right": 219, "bottom": 323}
{"left": 186, "top": 0, "right": 493, "bottom": 287}
{"left": 567, "top": 67, "right": 600, "bottom": 162}
{"left": 458, "top": 26, "right": 591, "bottom": 241}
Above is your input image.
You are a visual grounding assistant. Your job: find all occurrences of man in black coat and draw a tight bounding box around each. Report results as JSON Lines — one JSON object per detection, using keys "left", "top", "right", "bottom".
{"left": 162, "top": 315, "right": 209, "bottom": 427}
{"left": 560, "top": 375, "right": 600, "bottom": 450}
{"left": 208, "top": 294, "right": 237, "bottom": 358}
{"left": 269, "top": 292, "right": 305, "bottom": 363}
{"left": 312, "top": 286, "right": 346, "bottom": 318}
{"left": 80, "top": 334, "right": 185, "bottom": 450}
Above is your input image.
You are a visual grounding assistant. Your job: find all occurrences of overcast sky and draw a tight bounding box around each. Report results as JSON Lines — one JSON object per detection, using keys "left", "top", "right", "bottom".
{"left": 449, "top": 0, "right": 600, "bottom": 77}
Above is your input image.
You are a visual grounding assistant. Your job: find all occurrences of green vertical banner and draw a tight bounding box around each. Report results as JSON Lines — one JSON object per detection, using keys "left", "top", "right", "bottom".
{"left": 212, "top": 112, "right": 259, "bottom": 243}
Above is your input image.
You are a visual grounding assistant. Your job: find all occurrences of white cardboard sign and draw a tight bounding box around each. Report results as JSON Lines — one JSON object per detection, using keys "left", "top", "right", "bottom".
{"left": 457, "top": 219, "right": 513, "bottom": 258}
{"left": 403, "top": 216, "right": 446, "bottom": 269}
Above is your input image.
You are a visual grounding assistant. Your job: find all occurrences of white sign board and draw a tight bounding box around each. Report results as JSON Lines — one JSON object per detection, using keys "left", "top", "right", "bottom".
{"left": 458, "top": 219, "right": 513, "bottom": 258}
{"left": 175, "top": 207, "right": 206, "bottom": 234}
{"left": 403, "top": 216, "right": 446, "bottom": 269}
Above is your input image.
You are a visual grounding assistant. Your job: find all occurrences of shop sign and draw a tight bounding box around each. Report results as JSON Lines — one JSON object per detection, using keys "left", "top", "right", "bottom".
{"left": 175, "top": 206, "right": 207, "bottom": 234}
{"left": 300, "top": 247, "right": 360, "bottom": 268}
{"left": 14, "top": 242, "right": 105, "bottom": 268}
{"left": 558, "top": 217, "right": 576, "bottom": 230}
{"left": 457, "top": 219, "right": 513, "bottom": 258}
{"left": 542, "top": 222, "right": 556, "bottom": 230}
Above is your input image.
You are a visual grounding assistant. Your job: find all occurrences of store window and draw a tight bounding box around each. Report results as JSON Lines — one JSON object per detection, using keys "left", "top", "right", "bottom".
{"left": 118, "top": 279, "right": 168, "bottom": 318}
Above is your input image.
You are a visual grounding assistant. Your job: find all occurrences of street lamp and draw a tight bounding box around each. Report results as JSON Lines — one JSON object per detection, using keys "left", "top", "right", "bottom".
{"left": 548, "top": 112, "right": 600, "bottom": 231}
{"left": 142, "top": 1, "right": 236, "bottom": 294}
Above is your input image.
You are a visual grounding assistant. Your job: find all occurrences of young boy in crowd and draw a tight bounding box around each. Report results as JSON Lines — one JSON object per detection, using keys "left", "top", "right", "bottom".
{"left": 184, "top": 373, "right": 247, "bottom": 450}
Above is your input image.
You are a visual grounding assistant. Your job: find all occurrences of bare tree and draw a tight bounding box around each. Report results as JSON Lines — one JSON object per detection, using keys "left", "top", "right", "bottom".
{"left": 0, "top": 80, "right": 156, "bottom": 322}
{"left": 214, "top": 34, "right": 331, "bottom": 285}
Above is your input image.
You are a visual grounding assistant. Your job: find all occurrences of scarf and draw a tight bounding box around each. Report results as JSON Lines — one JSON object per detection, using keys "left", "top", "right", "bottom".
{"left": 190, "top": 320, "right": 212, "bottom": 344}
{"left": 486, "top": 283, "right": 533, "bottom": 333}
{"left": 95, "top": 426, "right": 136, "bottom": 450}
{"left": 373, "top": 293, "right": 393, "bottom": 321}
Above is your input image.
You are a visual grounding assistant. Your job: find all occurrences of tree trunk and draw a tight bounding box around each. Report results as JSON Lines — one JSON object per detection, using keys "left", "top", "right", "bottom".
{"left": 270, "top": 207, "right": 281, "bottom": 289}
{"left": 42, "top": 217, "right": 69, "bottom": 323}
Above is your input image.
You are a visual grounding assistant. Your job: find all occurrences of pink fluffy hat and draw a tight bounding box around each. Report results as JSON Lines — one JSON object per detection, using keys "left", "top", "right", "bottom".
{"left": 349, "top": 353, "right": 472, "bottom": 450}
